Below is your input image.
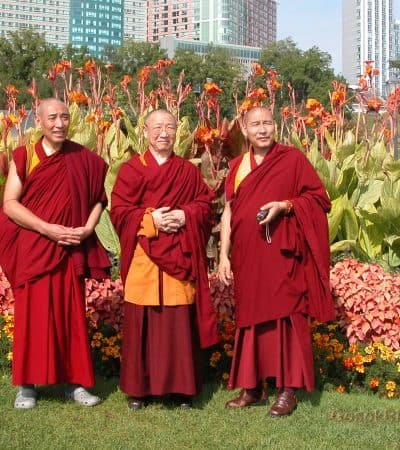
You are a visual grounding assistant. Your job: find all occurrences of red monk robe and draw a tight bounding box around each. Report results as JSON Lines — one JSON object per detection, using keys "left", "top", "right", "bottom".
{"left": 111, "top": 149, "right": 218, "bottom": 398}
{"left": 225, "top": 143, "right": 335, "bottom": 392}
{"left": 0, "top": 139, "right": 110, "bottom": 386}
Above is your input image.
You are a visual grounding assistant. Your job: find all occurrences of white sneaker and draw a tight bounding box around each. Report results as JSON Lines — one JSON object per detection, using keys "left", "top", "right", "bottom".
{"left": 14, "top": 387, "right": 37, "bottom": 409}
{"left": 66, "top": 386, "right": 101, "bottom": 407}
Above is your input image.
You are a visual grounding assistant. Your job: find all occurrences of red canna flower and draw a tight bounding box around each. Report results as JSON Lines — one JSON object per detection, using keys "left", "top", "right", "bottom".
{"left": 204, "top": 82, "right": 222, "bottom": 96}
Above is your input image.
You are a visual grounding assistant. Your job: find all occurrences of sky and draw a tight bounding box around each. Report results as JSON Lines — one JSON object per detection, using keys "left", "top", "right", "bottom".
{"left": 277, "top": 0, "right": 400, "bottom": 75}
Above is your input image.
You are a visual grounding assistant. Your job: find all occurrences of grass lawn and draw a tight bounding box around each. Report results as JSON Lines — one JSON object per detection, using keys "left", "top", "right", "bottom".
{"left": 1, "top": 374, "right": 400, "bottom": 450}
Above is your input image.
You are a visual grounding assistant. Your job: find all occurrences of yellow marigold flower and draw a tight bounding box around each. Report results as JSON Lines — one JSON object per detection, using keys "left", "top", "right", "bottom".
{"left": 326, "top": 324, "right": 338, "bottom": 331}
{"left": 386, "top": 381, "right": 397, "bottom": 391}
{"left": 7, "top": 351, "right": 13, "bottom": 361}
{"left": 325, "top": 354, "right": 335, "bottom": 361}
{"left": 364, "top": 345, "right": 374, "bottom": 355}
{"left": 396, "top": 362, "right": 400, "bottom": 373}
{"left": 362, "top": 355, "right": 375, "bottom": 363}
{"left": 394, "top": 350, "right": 400, "bottom": 359}
{"left": 355, "top": 365, "right": 365, "bottom": 373}
{"left": 92, "top": 332, "right": 102, "bottom": 340}
{"left": 387, "top": 391, "right": 396, "bottom": 398}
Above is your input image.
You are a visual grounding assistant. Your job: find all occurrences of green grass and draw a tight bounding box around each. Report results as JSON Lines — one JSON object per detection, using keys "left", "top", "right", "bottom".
{"left": 1, "top": 374, "right": 400, "bottom": 450}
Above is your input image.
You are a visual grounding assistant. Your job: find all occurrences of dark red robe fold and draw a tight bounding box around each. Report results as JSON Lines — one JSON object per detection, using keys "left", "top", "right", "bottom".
{"left": 110, "top": 149, "right": 219, "bottom": 349}
{"left": 226, "top": 143, "right": 335, "bottom": 392}
{"left": 0, "top": 139, "right": 110, "bottom": 386}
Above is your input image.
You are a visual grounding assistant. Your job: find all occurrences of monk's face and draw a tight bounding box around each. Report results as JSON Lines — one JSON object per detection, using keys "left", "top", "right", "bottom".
{"left": 36, "top": 100, "right": 70, "bottom": 148}
{"left": 242, "top": 108, "right": 275, "bottom": 153}
{"left": 144, "top": 111, "right": 177, "bottom": 155}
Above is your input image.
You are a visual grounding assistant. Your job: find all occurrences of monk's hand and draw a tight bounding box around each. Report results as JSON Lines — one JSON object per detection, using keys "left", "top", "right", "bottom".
{"left": 151, "top": 206, "right": 171, "bottom": 231}
{"left": 68, "top": 226, "right": 94, "bottom": 244}
{"left": 42, "top": 223, "right": 82, "bottom": 246}
{"left": 218, "top": 256, "right": 233, "bottom": 286}
{"left": 161, "top": 209, "right": 185, "bottom": 233}
{"left": 257, "top": 201, "right": 287, "bottom": 226}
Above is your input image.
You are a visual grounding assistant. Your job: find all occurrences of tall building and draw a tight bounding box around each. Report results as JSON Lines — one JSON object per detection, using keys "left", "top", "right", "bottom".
{"left": 70, "top": 0, "right": 124, "bottom": 56}
{"left": 146, "top": 0, "right": 276, "bottom": 47}
{"left": 342, "top": 0, "right": 393, "bottom": 96}
{"left": 124, "top": 0, "right": 147, "bottom": 41}
{"left": 0, "top": 0, "right": 70, "bottom": 46}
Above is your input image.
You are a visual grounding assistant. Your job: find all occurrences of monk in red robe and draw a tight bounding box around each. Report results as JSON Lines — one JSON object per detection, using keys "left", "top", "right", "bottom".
{"left": 110, "top": 109, "right": 218, "bottom": 410}
{"left": 0, "top": 98, "right": 110, "bottom": 409}
{"left": 218, "top": 106, "right": 335, "bottom": 417}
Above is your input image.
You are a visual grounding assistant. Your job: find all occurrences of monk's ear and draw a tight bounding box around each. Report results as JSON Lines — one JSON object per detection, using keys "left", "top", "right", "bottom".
{"left": 143, "top": 125, "right": 148, "bottom": 139}
{"left": 238, "top": 115, "right": 247, "bottom": 138}
{"left": 34, "top": 114, "right": 41, "bottom": 128}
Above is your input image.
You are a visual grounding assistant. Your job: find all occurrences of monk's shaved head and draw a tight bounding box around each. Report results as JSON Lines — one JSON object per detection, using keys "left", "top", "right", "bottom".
{"left": 36, "top": 98, "right": 69, "bottom": 118}
{"left": 243, "top": 106, "right": 273, "bottom": 125}
{"left": 144, "top": 109, "right": 177, "bottom": 127}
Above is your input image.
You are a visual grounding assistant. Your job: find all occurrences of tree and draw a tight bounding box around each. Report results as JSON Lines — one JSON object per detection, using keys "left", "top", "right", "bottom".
{"left": 172, "top": 46, "right": 242, "bottom": 122}
{"left": 259, "top": 39, "right": 338, "bottom": 108}
{"left": 0, "top": 30, "right": 61, "bottom": 107}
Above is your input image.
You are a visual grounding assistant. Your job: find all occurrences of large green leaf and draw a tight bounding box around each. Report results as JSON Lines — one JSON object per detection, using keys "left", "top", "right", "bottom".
{"left": 327, "top": 196, "right": 344, "bottom": 242}
{"left": 341, "top": 197, "right": 359, "bottom": 240}
{"left": 356, "top": 179, "right": 383, "bottom": 209}
{"left": 335, "top": 130, "right": 356, "bottom": 162}
{"left": 330, "top": 239, "right": 356, "bottom": 255}
{"left": 95, "top": 209, "right": 120, "bottom": 258}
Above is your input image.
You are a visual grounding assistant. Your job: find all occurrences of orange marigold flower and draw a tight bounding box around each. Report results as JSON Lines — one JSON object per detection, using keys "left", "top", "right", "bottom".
{"left": 336, "top": 385, "right": 346, "bottom": 394}
{"left": 370, "top": 378, "right": 379, "bottom": 389}
{"left": 204, "top": 82, "right": 222, "bottom": 95}
{"left": 348, "top": 344, "right": 358, "bottom": 354}
{"left": 211, "top": 351, "right": 221, "bottom": 362}
{"left": 222, "top": 372, "right": 230, "bottom": 381}
{"left": 343, "top": 357, "right": 353, "bottom": 369}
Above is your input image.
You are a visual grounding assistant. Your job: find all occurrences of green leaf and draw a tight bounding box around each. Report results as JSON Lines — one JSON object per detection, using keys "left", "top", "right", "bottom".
{"left": 356, "top": 179, "right": 383, "bottom": 209}
{"left": 95, "top": 209, "right": 120, "bottom": 258}
{"left": 327, "top": 196, "right": 344, "bottom": 243}
{"left": 330, "top": 239, "right": 355, "bottom": 255}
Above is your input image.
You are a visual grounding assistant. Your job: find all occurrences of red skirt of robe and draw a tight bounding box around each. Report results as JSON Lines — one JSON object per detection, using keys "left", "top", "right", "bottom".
{"left": 120, "top": 302, "right": 202, "bottom": 397}
{"left": 12, "top": 257, "right": 95, "bottom": 387}
{"left": 228, "top": 312, "right": 314, "bottom": 392}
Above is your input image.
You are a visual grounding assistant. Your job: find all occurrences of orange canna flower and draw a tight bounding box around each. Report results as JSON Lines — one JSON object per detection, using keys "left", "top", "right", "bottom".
{"left": 204, "top": 82, "right": 222, "bottom": 96}
{"left": 373, "top": 68, "right": 380, "bottom": 76}
{"left": 238, "top": 99, "right": 253, "bottom": 114}
{"left": 102, "top": 95, "right": 113, "bottom": 104}
{"left": 138, "top": 65, "right": 153, "bottom": 83}
{"left": 18, "top": 105, "right": 27, "bottom": 118}
{"left": 251, "top": 62, "right": 265, "bottom": 76}
{"left": 84, "top": 59, "right": 97, "bottom": 75}
{"left": 154, "top": 59, "right": 174, "bottom": 70}
{"left": 358, "top": 77, "right": 368, "bottom": 90}
{"left": 121, "top": 75, "right": 132, "bottom": 89}
{"left": 59, "top": 59, "right": 72, "bottom": 71}
{"left": 367, "top": 97, "right": 382, "bottom": 112}
{"left": 69, "top": 90, "right": 89, "bottom": 105}
{"left": 4, "top": 84, "right": 19, "bottom": 97}
{"left": 75, "top": 67, "right": 85, "bottom": 77}
{"left": 247, "top": 88, "right": 268, "bottom": 101}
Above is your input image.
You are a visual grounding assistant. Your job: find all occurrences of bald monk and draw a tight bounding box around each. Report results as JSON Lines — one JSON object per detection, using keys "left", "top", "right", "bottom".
{"left": 218, "top": 106, "right": 335, "bottom": 417}
{"left": 0, "top": 98, "right": 110, "bottom": 408}
{"left": 111, "top": 109, "right": 218, "bottom": 410}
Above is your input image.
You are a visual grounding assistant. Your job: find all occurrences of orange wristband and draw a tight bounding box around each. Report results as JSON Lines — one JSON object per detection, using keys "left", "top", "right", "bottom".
{"left": 284, "top": 200, "right": 293, "bottom": 215}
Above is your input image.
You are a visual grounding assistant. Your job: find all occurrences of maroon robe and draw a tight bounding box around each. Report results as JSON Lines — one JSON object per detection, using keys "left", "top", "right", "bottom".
{"left": 0, "top": 139, "right": 110, "bottom": 386}
{"left": 226, "top": 143, "right": 335, "bottom": 391}
{"left": 111, "top": 150, "right": 218, "bottom": 396}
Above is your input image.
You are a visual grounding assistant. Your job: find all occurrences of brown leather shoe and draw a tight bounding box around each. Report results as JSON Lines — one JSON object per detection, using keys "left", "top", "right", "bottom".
{"left": 127, "top": 397, "right": 147, "bottom": 410}
{"left": 268, "top": 390, "right": 297, "bottom": 417}
{"left": 225, "top": 385, "right": 268, "bottom": 408}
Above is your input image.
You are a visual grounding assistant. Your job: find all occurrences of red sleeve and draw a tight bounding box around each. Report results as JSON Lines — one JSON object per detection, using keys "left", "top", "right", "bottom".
{"left": 12, "top": 146, "right": 27, "bottom": 183}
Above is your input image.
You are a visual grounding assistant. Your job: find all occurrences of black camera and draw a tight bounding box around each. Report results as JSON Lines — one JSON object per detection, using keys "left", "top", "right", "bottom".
{"left": 256, "top": 209, "right": 268, "bottom": 222}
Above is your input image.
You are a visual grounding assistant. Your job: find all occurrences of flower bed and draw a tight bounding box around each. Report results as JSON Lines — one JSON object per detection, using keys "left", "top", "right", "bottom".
{"left": 1, "top": 259, "right": 400, "bottom": 397}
